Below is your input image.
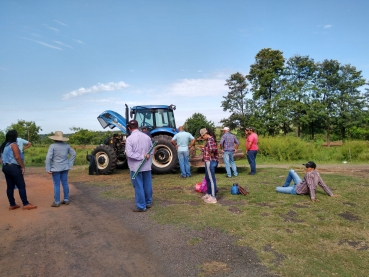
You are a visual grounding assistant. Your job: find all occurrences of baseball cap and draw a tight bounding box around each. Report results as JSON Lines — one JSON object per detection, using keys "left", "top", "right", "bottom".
{"left": 303, "top": 161, "right": 316, "bottom": 169}
{"left": 128, "top": 119, "right": 138, "bottom": 128}
{"left": 222, "top": 127, "right": 230, "bottom": 131}
{"left": 199, "top": 128, "right": 208, "bottom": 136}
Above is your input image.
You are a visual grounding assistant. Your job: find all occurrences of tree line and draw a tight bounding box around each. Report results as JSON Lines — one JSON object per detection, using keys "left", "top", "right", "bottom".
{"left": 220, "top": 48, "right": 369, "bottom": 144}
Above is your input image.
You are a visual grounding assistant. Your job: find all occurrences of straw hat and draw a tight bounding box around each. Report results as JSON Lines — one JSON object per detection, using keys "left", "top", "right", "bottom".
{"left": 48, "top": 131, "right": 69, "bottom": 141}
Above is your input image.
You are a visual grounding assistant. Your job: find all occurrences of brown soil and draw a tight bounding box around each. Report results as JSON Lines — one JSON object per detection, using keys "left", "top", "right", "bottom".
{"left": 0, "top": 167, "right": 275, "bottom": 277}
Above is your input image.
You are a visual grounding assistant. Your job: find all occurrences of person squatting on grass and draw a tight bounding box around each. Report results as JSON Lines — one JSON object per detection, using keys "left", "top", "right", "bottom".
{"left": 126, "top": 120, "right": 154, "bottom": 212}
{"left": 171, "top": 126, "right": 196, "bottom": 178}
{"left": 276, "top": 161, "right": 339, "bottom": 202}
{"left": 219, "top": 126, "right": 239, "bottom": 178}
{"left": 199, "top": 128, "right": 219, "bottom": 204}
{"left": 46, "top": 131, "right": 76, "bottom": 207}
{"left": 0, "top": 130, "right": 37, "bottom": 210}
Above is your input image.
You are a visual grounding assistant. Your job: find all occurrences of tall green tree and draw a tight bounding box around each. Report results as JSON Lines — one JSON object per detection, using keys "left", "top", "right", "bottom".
{"left": 315, "top": 59, "right": 342, "bottom": 146}
{"left": 247, "top": 48, "right": 285, "bottom": 135}
{"left": 6, "top": 120, "right": 42, "bottom": 143}
{"left": 183, "top": 113, "right": 215, "bottom": 138}
{"left": 333, "top": 64, "right": 367, "bottom": 140}
{"left": 283, "top": 55, "right": 317, "bottom": 137}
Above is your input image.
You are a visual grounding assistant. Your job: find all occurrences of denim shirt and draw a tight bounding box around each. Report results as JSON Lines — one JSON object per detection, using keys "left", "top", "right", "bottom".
{"left": 45, "top": 142, "right": 76, "bottom": 172}
{"left": 1, "top": 143, "right": 19, "bottom": 165}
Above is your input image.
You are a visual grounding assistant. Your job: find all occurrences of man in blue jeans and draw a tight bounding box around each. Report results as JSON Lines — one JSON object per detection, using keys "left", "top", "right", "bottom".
{"left": 171, "top": 126, "right": 196, "bottom": 178}
{"left": 276, "top": 161, "right": 339, "bottom": 202}
{"left": 219, "top": 127, "right": 239, "bottom": 178}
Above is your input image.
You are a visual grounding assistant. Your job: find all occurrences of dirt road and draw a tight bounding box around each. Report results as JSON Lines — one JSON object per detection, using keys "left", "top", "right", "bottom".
{"left": 0, "top": 168, "right": 274, "bottom": 277}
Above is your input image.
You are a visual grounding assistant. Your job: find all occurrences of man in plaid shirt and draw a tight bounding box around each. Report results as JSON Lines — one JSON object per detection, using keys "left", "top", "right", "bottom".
{"left": 219, "top": 127, "right": 239, "bottom": 178}
{"left": 199, "top": 128, "right": 219, "bottom": 204}
{"left": 276, "top": 161, "right": 339, "bottom": 202}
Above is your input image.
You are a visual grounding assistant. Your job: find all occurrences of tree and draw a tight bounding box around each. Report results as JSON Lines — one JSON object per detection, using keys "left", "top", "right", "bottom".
{"left": 6, "top": 120, "right": 42, "bottom": 143}
{"left": 283, "top": 55, "right": 317, "bottom": 137}
{"left": 183, "top": 113, "right": 215, "bottom": 138}
{"left": 332, "top": 64, "right": 367, "bottom": 141}
{"left": 247, "top": 48, "right": 285, "bottom": 135}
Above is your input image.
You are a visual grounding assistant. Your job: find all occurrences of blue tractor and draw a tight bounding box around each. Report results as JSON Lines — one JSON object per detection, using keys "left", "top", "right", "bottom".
{"left": 90, "top": 104, "right": 178, "bottom": 174}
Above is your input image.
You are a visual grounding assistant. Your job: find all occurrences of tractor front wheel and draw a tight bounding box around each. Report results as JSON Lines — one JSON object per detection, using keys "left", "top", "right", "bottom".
{"left": 91, "top": 145, "right": 117, "bottom": 175}
{"left": 151, "top": 135, "right": 178, "bottom": 174}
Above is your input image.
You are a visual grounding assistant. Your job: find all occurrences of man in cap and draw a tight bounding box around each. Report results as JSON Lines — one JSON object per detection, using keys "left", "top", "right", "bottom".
{"left": 276, "top": 161, "right": 339, "bottom": 202}
{"left": 126, "top": 120, "right": 153, "bottom": 212}
{"left": 219, "top": 127, "right": 239, "bottom": 178}
{"left": 199, "top": 128, "right": 219, "bottom": 204}
{"left": 245, "top": 127, "right": 258, "bottom": 175}
{"left": 171, "top": 126, "right": 196, "bottom": 178}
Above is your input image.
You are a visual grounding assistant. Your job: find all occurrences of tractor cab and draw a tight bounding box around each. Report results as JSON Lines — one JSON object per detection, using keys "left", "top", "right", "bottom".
{"left": 130, "top": 104, "right": 177, "bottom": 135}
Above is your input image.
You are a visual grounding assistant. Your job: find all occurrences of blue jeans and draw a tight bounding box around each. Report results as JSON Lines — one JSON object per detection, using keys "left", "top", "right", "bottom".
{"left": 130, "top": 170, "right": 152, "bottom": 210}
{"left": 276, "top": 169, "right": 302, "bottom": 195}
{"left": 247, "top": 150, "right": 258, "bottom": 174}
{"left": 205, "top": 161, "right": 218, "bottom": 197}
{"left": 2, "top": 164, "right": 29, "bottom": 206}
{"left": 178, "top": 150, "right": 191, "bottom": 177}
{"left": 223, "top": 151, "right": 238, "bottom": 177}
{"left": 52, "top": 170, "right": 69, "bottom": 204}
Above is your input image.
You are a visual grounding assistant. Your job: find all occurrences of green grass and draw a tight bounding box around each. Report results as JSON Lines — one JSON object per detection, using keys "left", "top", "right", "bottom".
{"left": 70, "top": 165, "right": 369, "bottom": 277}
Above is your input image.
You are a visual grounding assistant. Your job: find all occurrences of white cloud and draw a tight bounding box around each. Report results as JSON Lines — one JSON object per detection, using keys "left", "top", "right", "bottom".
{"left": 54, "top": 40, "right": 73, "bottom": 49}
{"left": 63, "top": 81, "right": 129, "bottom": 100}
{"left": 323, "top": 24, "right": 333, "bottom": 29}
{"left": 45, "top": 25, "right": 59, "bottom": 32}
{"left": 73, "top": 39, "right": 84, "bottom": 44}
{"left": 168, "top": 78, "right": 226, "bottom": 97}
{"left": 54, "top": 20, "right": 67, "bottom": 26}
{"left": 21, "top": 37, "right": 63, "bottom": 50}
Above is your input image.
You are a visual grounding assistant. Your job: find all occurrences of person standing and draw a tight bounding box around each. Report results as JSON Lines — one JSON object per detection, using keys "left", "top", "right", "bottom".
{"left": 219, "top": 127, "right": 240, "bottom": 178}
{"left": 245, "top": 127, "right": 258, "bottom": 175}
{"left": 126, "top": 120, "right": 153, "bottom": 212}
{"left": 171, "top": 126, "right": 196, "bottom": 178}
{"left": 199, "top": 128, "right": 219, "bottom": 204}
{"left": 276, "top": 161, "right": 339, "bottom": 202}
{"left": 0, "top": 130, "right": 37, "bottom": 210}
{"left": 45, "top": 131, "right": 76, "bottom": 207}
{"left": 17, "top": 137, "right": 32, "bottom": 162}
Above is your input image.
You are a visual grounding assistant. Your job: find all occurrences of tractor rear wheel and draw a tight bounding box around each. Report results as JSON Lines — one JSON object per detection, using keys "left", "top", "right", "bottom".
{"left": 91, "top": 145, "right": 117, "bottom": 175}
{"left": 151, "top": 134, "right": 178, "bottom": 174}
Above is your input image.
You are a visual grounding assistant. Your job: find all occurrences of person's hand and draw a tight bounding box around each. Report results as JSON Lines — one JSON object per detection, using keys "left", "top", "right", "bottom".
{"left": 48, "top": 171, "right": 52, "bottom": 175}
{"left": 311, "top": 198, "right": 319, "bottom": 202}
{"left": 21, "top": 167, "right": 25, "bottom": 175}
{"left": 146, "top": 154, "right": 150, "bottom": 160}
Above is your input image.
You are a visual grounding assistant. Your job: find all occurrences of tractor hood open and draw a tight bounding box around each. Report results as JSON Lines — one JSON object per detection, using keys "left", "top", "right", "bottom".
{"left": 97, "top": 110, "right": 127, "bottom": 134}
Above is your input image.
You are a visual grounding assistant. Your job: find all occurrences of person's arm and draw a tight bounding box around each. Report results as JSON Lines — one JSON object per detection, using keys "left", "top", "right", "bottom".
{"left": 45, "top": 145, "right": 53, "bottom": 173}
{"left": 234, "top": 137, "right": 240, "bottom": 151}
{"left": 219, "top": 137, "right": 224, "bottom": 150}
{"left": 11, "top": 144, "right": 25, "bottom": 174}
{"left": 189, "top": 138, "right": 196, "bottom": 148}
{"left": 23, "top": 141, "right": 32, "bottom": 150}
{"left": 317, "top": 174, "right": 335, "bottom": 197}
{"left": 68, "top": 146, "right": 77, "bottom": 168}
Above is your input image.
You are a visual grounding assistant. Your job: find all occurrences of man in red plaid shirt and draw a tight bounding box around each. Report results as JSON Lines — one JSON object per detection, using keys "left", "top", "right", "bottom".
{"left": 199, "top": 128, "right": 219, "bottom": 204}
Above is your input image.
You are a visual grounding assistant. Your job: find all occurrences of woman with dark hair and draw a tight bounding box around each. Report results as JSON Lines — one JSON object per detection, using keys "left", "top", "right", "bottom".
{"left": 0, "top": 130, "right": 37, "bottom": 210}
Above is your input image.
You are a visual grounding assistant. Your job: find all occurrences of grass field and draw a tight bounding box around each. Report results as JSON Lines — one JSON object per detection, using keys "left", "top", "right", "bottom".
{"left": 69, "top": 164, "right": 369, "bottom": 277}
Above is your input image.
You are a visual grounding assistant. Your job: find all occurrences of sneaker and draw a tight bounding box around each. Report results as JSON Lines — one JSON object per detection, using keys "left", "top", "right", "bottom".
{"left": 9, "top": 204, "right": 20, "bottom": 210}
{"left": 61, "top": 200, "right": 70, "bottom": 205}
{"left": 204, "top": 196, "right": 217, "bottom": 204}
{"left": 146, "top": 204, "right": 152, "bottom": 209}
{"left": 201, "top": 194, "right": 210, "bottom": 200}
{"left": 23, "top": 203, "right": 37, "bottom": 210}
{"left": 132, "top": 207, "right": 147, "bottom": 212}
{"left": 248, "top": 172, "right": 256, "bottom": 175}
{"left": 51, "top": 202, "right": 60, "bottom": 207}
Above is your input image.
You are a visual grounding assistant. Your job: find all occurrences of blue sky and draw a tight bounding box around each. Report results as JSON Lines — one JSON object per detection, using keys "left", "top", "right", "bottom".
{"left": 1, "top": 0, "right": 368, "bottom": 134}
